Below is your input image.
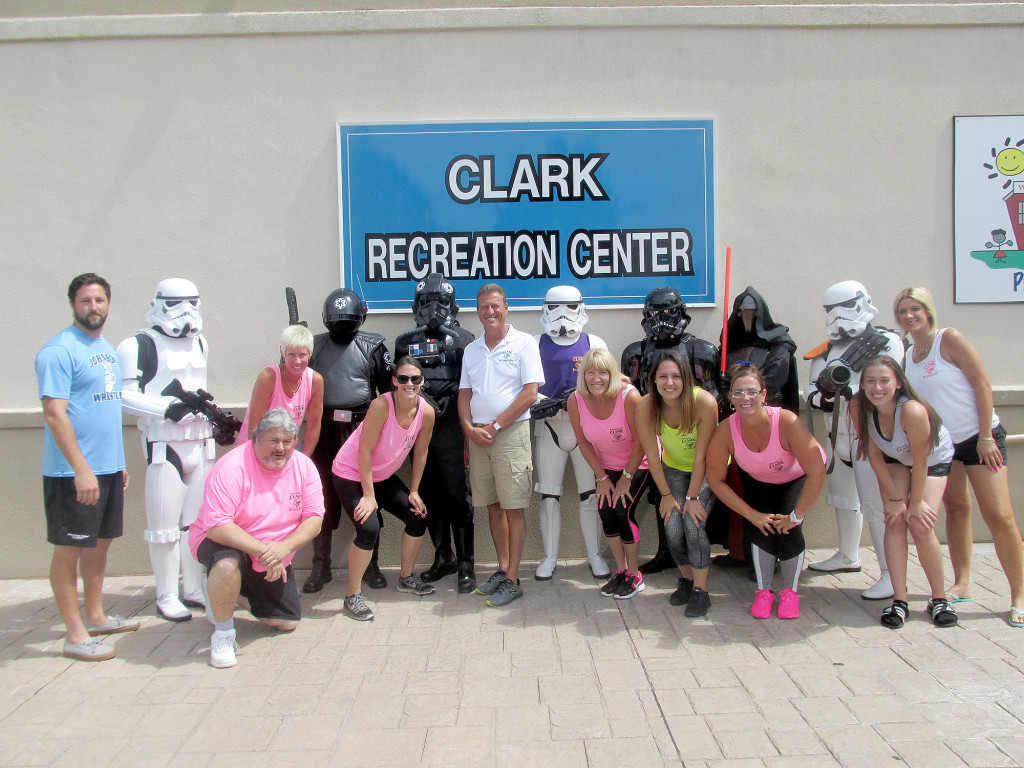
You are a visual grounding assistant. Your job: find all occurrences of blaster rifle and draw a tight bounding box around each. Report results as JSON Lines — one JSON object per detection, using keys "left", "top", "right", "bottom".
{"left": 285, "top": 287, "right": 307, "bottom": 327}
{"left": 161, "top": 378, "right": 242, "bottom": 446}
{"left": 530, "top": 388, "right": 575, "bottom": 421}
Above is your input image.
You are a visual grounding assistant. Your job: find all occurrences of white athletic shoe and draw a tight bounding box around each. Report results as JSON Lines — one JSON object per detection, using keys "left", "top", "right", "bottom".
{"left": 209, "top": 629, "right": 238, "bottom": 668}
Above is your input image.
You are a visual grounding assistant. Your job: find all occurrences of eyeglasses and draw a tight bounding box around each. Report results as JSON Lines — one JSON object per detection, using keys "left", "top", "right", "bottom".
{"left": 730, "top": 388, "right": 763, "bottom": 399}
{"left": 396, "top": 374, "right": 424, "bottom": 385}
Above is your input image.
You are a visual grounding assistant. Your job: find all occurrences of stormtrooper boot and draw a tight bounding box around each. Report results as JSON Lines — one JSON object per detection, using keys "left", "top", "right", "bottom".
{"left": 861, "top": 520, "right": 894, "bottom": 600}
{"left": 453, "top": 525, "right": 476, "bottom": 594}
{"left": 302, "top": 529, "right": 334, "bottom": 593}
{"left": 535, "top": 496, "right": 561, "bottom": 580}
{"left": 363, "top": 536, "right": 387, "bottom": 589}
{"left": 421, "top": 515, "right": 456, "bottom": 582}
{"left": 151, "top": 539, "right": 191, "bottom": 622}
{"left": 808, "top": 508, "right": 863, "bottom": 573}
{"left": 579, "top": 496, "right": 610, "bottom": 578}
{"left": 180, "top": 537, "right": 206, "bottom": 608}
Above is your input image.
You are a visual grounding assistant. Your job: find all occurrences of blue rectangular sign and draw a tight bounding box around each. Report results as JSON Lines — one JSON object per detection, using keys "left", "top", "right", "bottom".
{"left": 337, "top": 119, "right": 716, "bottom": 312}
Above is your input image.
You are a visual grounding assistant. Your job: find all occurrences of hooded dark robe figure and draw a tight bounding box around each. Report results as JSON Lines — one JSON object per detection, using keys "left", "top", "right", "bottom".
{"left": 721, "top": 286, "right": 799, "bottom": 414}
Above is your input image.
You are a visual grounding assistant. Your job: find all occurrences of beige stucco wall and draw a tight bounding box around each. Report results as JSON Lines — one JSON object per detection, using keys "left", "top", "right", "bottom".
{"left": 2, "top": 5, "right": 1023, "bottom": 577}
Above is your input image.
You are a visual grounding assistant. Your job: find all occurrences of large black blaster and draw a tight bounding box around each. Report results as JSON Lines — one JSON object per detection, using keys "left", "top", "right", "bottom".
{"left": 161, "top": 378, "right": 242, "bottom": 446}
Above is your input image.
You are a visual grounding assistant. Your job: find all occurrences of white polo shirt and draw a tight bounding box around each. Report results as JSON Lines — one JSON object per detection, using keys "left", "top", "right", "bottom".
{"left": 460, "top": 324, "right": 545, "bottom": 424}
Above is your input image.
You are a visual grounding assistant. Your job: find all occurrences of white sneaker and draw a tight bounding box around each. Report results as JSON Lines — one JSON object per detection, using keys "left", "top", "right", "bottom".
{"left": 209, "top": 629, "right": 238, "bottom": 668}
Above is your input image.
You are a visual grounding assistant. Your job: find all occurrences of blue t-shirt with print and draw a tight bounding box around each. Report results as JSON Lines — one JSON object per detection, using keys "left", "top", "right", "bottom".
{"left": 35, "top": 326, "right": 126, "bottom": 477}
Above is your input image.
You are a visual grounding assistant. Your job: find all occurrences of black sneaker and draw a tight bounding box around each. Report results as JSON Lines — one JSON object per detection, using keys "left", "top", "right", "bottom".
{"left": 600, "top": 570, "right": 627, "bottom": 597}
{"left": 397, "top": 575, "right": 436, "bottom": 596}
{"left": 669, "top": 577, "right": 694, "bottom": 606}
{"left": 614, "top": 571, "right": 644, "bottom": 599}
{"left": 684, "top": 587, "right": 711, "bottom": 618}
{"left": 342, "top": 592, "right": 374, "bottom": 621}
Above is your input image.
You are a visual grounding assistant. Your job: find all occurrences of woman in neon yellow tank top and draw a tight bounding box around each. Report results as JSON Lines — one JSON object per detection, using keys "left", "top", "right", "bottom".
{"left": 636, "top": 350, "right": 720, "bottom": 618}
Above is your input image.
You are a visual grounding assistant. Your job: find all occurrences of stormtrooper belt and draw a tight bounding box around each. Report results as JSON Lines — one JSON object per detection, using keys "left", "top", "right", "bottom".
{"left": 328, "top": 408, "right": 366, "bottom": 424}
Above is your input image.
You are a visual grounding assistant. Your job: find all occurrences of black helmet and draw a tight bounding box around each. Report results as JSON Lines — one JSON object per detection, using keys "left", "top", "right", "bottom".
{"left": 323, "top": 288, "right": 366, "bottom": 342}
{"left": 412, "top": 273, "right": 459, "bottom": 331}
{"left": 641, "top": 287, "right": 690, "bottom": 341}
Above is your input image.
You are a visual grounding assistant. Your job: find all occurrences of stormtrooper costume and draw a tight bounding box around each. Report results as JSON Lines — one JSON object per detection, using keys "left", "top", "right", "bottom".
{"left": 304, "top": 288, "right": 393, "bottom": 594}
{"left": 117, "top": 278, "right": 214, "bottom": 622}
{"left": 805, "top": 280, "right": 903, "bottom": 600}
{"left": 533, "top": 286, "right": 610, "bottom": 580}
{"left": 394, "top": 275, "right": 477, "bottom": 593}
{"left": 620, "top": 287, "right": 720, "bottom": 574}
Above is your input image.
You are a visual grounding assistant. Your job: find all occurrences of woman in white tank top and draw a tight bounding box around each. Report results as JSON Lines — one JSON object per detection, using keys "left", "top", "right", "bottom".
{"left": 894, "top": 286, "right": 1023, "bottom": 628}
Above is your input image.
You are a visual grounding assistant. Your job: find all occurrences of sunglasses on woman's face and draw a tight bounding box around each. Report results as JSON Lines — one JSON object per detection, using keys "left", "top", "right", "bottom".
{"left": 396, "top": 374, "right": 424, "bottom": 385}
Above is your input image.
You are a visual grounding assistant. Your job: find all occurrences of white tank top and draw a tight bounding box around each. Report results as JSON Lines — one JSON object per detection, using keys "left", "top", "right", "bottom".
{"left": 904, "top": 328, "right": 999, "bottom": 443}
{"left": 867, "top": 397, "right": 953, "bottom": 467}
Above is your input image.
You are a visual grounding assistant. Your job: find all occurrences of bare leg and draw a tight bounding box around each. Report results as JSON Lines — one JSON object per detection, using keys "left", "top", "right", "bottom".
{"left": 691, "top": 566, "right": 709, "bottom": 591}
{"left": 346, "top": 543, "right": 373, "bottom": 596}
{"left": 622, "top": 540, "right": 639, "bottom": 573}
{"left": 883, "top": 465, "right": 912, "bottom": 603}
{"left": 50, "top": 546, "right": 87, "bottom": 644}
{"left": 488, "top": 502, "right": 510, "bottom": 573}
{"left": 505, "top": 508, "right": 526, "bottom": 583}
{"left": 606, "top": 536, "right": 627, "bottom": 572}
{"left": 79, "top": 538, "right": 113, "bottom": 626}
{"left": 942, "top": 462, "right": 973, "bottom": 598}
{"left": 966, "top": 464, "right": 1024, "bottom": 611}
{"left": 206, "top": 557, "right": 241, "bottom": 623}
{"left": 400, "top": 532, "right": 426, "bottom": 579}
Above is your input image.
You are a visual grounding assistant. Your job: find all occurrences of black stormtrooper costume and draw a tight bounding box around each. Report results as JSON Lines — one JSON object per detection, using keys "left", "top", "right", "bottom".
{"left": 532, "top": 286, "right": 610, "bottom": 580}
{"left": 620, "top": 287, "right": 721, "bottom": 574}
{"left": 394, "top": 275, "right": 477, "bottom": 593}
{"left": 303, "top": 289, "right": 393, "bottom": 594}
{"left": 805, "top": 280, "right": 903, "bottom": 600}
{"left": 117, "top": 279, "right": 215, "bottom": 622}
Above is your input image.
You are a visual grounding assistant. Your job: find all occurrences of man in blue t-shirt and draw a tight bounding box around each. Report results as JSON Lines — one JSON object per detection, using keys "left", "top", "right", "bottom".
{"left": 35, "top": 273, "right": 140, "bottom": 662}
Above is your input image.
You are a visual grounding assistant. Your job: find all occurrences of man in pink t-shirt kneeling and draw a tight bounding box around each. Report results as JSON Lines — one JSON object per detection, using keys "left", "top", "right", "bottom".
{"left": 189, "top": 408, "right": 325, "bottom": 668}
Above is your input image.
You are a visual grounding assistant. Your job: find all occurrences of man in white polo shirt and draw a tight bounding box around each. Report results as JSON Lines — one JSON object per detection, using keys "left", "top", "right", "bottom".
{"left": 459, "top": 284, "right": 544, "bottom": 607}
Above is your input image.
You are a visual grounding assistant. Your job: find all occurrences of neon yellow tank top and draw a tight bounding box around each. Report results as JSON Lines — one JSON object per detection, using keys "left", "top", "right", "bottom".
{"left": 660, "top": 387, "right": 700, "bottom": 472}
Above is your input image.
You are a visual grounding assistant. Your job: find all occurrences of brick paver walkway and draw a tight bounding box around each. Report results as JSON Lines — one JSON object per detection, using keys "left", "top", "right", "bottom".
{"left": 1, "top": 545, "right": 1022, "bottom": 767}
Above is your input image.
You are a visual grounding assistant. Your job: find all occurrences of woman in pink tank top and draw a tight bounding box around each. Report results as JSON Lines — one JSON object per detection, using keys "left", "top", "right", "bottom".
{"left": 895, "top": 286, "right": 1023, "bottom": 627}
{"left": 239, "top": 325, "right": 324, "bottom": 456}
{"left": 568, "top": 348, "right": 652, "bottom": 599}
{"left": 330, "top": 357, "right": 436, "bottom": 622}
{"left": 707, "top": 365, "right": 825, "bottom": 620}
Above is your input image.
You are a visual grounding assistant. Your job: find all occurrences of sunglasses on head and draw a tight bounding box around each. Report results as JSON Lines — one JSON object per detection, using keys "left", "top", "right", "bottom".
{"left": 395, "top": 374, "right": 424, "bottom": 385}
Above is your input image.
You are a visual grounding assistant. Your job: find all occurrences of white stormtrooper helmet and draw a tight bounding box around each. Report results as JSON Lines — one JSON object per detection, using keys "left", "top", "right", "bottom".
{"left": 146, "top": 278, "right": 203, "bottom": 338}
{"left": 823, "top": 280, "right": 877, "bottom": 341}
{"left": 541, "top": 285, "right": 588, "bottom": 343}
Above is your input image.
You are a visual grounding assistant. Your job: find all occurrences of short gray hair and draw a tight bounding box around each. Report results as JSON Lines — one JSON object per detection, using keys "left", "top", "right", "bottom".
{"left": 254, "top": 408, "right": 299, "bottom": 439}
{"left": 280, "top": 324, "right": 314, "bottom": 355}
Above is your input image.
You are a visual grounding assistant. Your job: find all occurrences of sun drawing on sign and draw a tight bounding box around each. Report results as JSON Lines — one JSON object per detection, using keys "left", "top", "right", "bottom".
{"left": 984, "top": 137, "right": 1024, "bottom": 189}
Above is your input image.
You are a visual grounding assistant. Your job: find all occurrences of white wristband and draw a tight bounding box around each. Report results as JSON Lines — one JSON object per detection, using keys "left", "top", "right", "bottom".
{"left": 789, "top": 511, "right": 803, "bottom": 526}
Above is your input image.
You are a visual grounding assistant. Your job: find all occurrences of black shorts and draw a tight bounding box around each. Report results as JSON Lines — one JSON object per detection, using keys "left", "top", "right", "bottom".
{"left": 196, "top": 539, "right": 302, "bottom": 622}
{"left": 952, "top": 424, "right": 1008, "bottom": 466}
{"left": 881, "top": 454, "right": 953, "bottom": 477}
{"left": 43, "top": 472, "right": 124, "bottom": 547}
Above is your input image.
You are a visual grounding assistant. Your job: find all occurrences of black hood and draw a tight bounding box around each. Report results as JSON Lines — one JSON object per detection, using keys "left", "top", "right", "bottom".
{"left": 724, "top": 286, "right": 796, "bottom": 351}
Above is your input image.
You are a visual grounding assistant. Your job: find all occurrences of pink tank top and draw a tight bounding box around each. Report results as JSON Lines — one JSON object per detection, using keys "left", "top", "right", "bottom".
{"left": 729, "top": 406, "right": 816, "bottom": 484}
{"left": 574, "top": 386, "right": 648, "bottom": 472}
{"left": 332, "top": 393, "right": 426, "bottom": 482}
{"left": 237, "top": 365, "right": 313, "bottom": 445}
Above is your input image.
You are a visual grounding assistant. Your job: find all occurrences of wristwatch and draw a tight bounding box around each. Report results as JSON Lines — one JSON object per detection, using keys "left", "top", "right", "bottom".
{"left": 492, "top": 421, "right": 502, "bottom": 432}
{"left": 622, "top": 470, "right": 634, "bottom": 480}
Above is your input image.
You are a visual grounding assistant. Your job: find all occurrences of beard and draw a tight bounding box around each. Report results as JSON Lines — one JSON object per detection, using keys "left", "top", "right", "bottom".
{"left": 75, "top": 308, "right": 106, "bottom": 331}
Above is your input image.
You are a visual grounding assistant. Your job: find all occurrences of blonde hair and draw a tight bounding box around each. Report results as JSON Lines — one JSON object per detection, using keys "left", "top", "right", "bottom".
{"left": 893, "top": 286, "right": 938, "bottom": 340}
{"left": 576, "top": 348, "right": 624, "bottom": 398}
{"left": 280, "top": 324, "right": 314, "bottom": 355}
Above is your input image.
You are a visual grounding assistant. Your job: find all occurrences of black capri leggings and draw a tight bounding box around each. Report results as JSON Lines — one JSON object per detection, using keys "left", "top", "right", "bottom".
{"left": 598, "top": 468, "right": 653, "bottom": 544}
{"left": 333, "top": 474, "right": 428, "bottom": 551}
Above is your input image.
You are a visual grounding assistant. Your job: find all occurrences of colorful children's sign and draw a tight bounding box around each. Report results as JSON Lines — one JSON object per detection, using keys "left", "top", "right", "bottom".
{"left": 954, "top": 115, "right": 1024, "bottom": 303}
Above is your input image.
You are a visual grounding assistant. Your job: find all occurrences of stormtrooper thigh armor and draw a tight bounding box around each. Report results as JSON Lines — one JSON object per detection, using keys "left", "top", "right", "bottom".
{"left": 145, "top": 438, "right": 213, "bottom": 619}
{"left": 533, "top": 415, "right": 608, "bottom": 579}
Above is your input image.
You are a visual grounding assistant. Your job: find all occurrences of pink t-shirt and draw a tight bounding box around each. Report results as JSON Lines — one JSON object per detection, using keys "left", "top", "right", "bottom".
{"left": 729, "top": 406, "right": 824, "bottom": 484}
{"left": 188, "top": 441, "right": 325, "bottom": 572}
{"left": 573, "top": 386, "right": 648, "bottom": 472}
{"left": 332, "top": 393, "right": 427, "bottom": 482}
{"left": 236, "top": 365, "right": 314, "bottom": 446}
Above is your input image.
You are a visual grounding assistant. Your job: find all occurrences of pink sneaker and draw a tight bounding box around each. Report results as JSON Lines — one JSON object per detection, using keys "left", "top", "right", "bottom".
{"left": 777, "top": 588, "right": 800, "bottom": 619}
{"left": 751, "top": 589, "right": 774, "bottom": 619}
